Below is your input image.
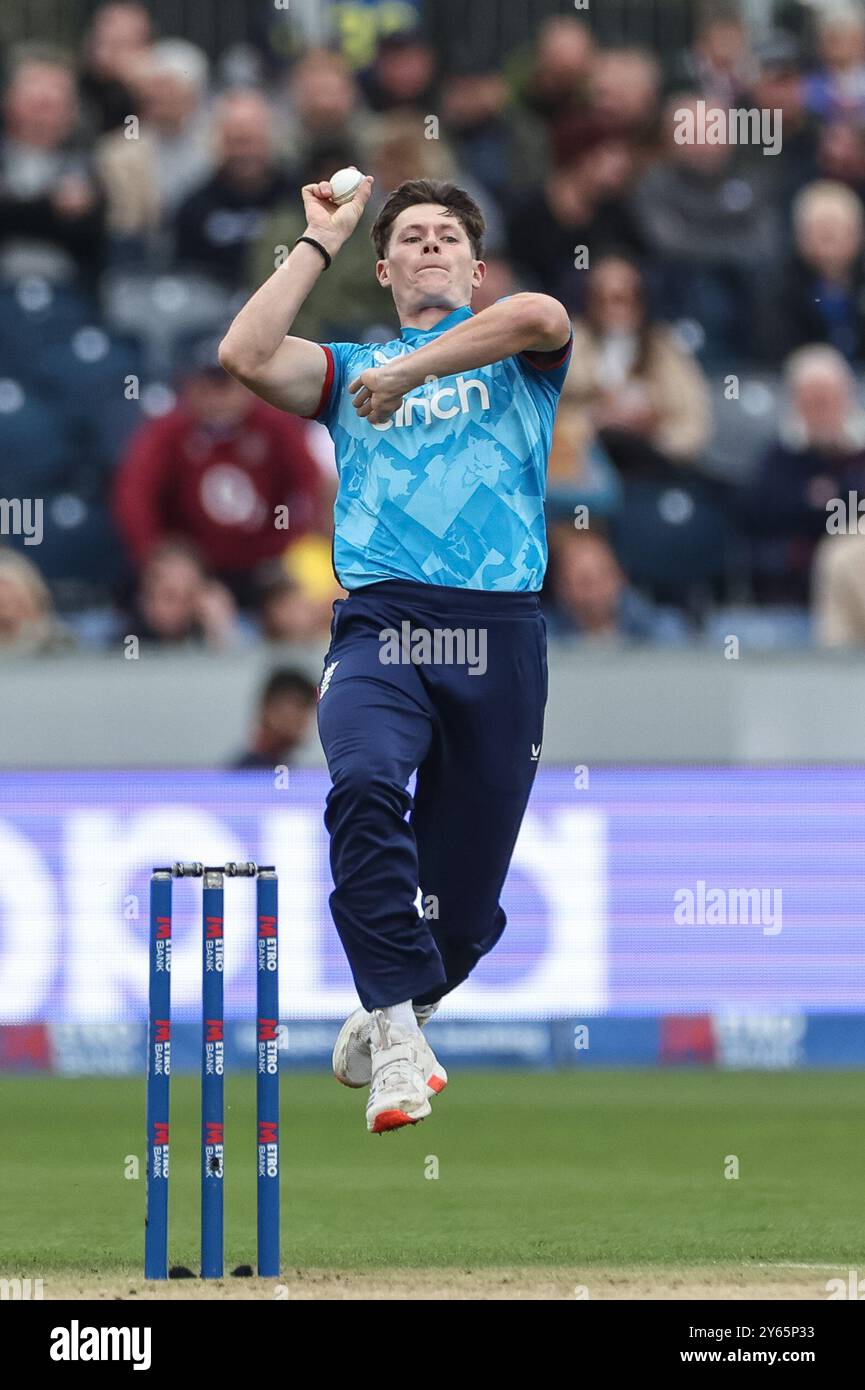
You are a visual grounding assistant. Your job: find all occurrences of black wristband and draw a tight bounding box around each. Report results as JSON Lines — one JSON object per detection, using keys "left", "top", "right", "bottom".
{"left": 294, "top": 235, "right": 332, "bottom": 270}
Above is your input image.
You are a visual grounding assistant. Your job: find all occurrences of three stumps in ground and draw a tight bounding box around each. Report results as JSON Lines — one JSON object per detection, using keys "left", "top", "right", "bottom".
{"left": 144, "top": 861, "right": 280, "bottom": 1280}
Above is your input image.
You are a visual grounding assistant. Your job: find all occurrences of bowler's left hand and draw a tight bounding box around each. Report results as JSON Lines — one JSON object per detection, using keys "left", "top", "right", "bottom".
{"left": 349, "top": 365, "right": 409, "bottom": 425}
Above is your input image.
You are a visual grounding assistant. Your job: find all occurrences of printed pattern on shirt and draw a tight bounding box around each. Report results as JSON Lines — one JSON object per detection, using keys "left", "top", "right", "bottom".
{"left": 312, "top": 303, "right": 572, "bottom": 592}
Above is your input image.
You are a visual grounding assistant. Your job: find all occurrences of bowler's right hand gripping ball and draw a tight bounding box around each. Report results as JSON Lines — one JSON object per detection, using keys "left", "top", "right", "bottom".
{"left": 330, "top": 167, "right": 366, "bottom": 205}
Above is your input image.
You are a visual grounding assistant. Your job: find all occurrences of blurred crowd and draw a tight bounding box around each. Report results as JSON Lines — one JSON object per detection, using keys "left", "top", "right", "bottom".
{"left": 5, "top": 0, "right": 865, "bottom": 671}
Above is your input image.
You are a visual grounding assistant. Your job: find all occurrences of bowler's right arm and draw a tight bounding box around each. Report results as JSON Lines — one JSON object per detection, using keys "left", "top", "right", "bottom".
{"left": 218, "top": 175, "right": 374, "bottom": 417}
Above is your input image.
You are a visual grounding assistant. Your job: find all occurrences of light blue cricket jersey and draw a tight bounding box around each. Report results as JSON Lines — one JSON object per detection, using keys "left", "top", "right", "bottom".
{"left": 307, "top": 302, "right": 573, "bottom": 591}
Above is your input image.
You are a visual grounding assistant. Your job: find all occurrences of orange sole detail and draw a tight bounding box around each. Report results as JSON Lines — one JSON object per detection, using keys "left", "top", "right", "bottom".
{"left": 370, "top": 1108, "right": 420, "bottom": 1133}
{"left": 427, "top": 1074, "right": 447, "bottom": 1094}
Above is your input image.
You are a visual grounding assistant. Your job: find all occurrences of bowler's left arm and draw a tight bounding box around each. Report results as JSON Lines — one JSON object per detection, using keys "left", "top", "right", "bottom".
{"left": 349, "top": 293, "right": 572, "bottom": 425}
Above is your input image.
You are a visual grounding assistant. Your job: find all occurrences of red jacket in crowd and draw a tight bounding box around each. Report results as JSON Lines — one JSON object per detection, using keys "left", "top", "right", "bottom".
{"left": 113, "top": 397, "right": 325, "bottom": 573}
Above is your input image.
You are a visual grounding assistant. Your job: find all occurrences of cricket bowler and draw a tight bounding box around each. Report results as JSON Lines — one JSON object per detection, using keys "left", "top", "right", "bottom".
{"left": 219, "top": 171, "right": 573, "bottom": 1133}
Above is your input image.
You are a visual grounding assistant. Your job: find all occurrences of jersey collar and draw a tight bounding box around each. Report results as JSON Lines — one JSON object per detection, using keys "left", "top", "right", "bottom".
{"left": 399, "top": 305, "right": 474, "bottom": 342}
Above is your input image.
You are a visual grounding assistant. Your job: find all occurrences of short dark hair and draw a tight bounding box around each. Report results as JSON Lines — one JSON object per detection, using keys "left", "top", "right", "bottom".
{"left": 260, "top": 668, "right": 318, "bottom": 707}
{"left": 370, "top": 179, "right": 486, "bottom": 260}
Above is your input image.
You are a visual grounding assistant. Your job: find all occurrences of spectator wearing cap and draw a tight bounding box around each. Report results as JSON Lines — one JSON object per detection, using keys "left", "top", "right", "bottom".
{"left": 78, "top": 1, "right": 153, "bottom": 135}
{"left": 742, "top": 344, "right": 865, "bottom": 604}
{"left": 122, "top": 538, "right": 246, "bottom": 648}
{"left": 562, "top": 254, "right": 711, "bottom": 475}
{"left": 507, "top": 141, "right": 644, "bottom": 308}
{"left": 112, "top": 342, "right": 327, "bottom": 603}
{"left": 740, "top": 32, "right": 820, "bottom": 221}
{"left": 772, "top": 180, "right": 865, "bottom": 363}
{"left": 632, "top": 90, "right": 780, "bottom": 363}
{"left": 96, "top": 38, "right": 213, "bottom": 243}
{"left": 356, "top": 31, "right": 437, "bottom": 114}
{"left": 666, "top": 1, "right": 757, "bottom": 107}
{"left": 0, "top": 56, "right": 106, "bottom": 286}
{"left": 804, "top": 5, "right": 865, "bottom": 123}
{"left": 0, "top": 547, "right": 75, "bottom": 654}
{"left": 174, "top": 90, "right": 292, "bottom": 290}
{"left": 439, "top": 63, "right": 549, "bottom": 216}
{"left": 543, "top": 528, "right": 690, "bottom": 644}
{"left": 230, "top": 667, "right": 318, "bottom": 769}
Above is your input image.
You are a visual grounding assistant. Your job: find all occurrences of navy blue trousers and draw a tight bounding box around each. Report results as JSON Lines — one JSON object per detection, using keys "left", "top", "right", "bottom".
{"left": 316, "top": 579, "right": 548, "bottom": 1011}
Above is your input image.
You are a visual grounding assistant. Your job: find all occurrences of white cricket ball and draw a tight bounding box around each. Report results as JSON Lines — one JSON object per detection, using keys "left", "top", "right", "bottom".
{"left": 329, "top": 166, "right": 365, "bottom": 205}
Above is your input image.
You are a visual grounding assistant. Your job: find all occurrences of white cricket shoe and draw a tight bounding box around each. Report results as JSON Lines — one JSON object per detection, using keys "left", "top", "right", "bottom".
{"left": 365, "top": 1010, "right": 444, "bottom": 1134}
{"left": 332, "top": 1001, "right": 445, "bottom": 1095}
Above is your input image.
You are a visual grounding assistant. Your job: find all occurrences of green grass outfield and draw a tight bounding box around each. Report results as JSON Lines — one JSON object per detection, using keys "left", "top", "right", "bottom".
{"left": 0, "top": 1070, "right": 863, "bottom": 1273}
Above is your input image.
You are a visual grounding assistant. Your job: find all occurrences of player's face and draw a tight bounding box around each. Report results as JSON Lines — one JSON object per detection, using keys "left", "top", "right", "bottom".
{"left": 378, "top": 203, "right": 484, "bottom": 312}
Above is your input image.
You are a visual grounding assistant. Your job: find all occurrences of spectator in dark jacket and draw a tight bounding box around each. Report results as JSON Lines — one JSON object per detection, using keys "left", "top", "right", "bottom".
{"left": 230, "top": 668, "right": 318, "bottom": 769}
{"left": 507, "top": 140, "right": 644, "bottom": 309}
{"left": 174, "top": 90, "right": 292, "bottom": 289}
{"left": 740, "top": 32, "right": 820, "bottom": 227}
{"left": 440, "top": 62, "right": 549, "bottom": 217}
{"left": 356, "top": 31, "right": 437, "bottom": 114}
{"left": 78, "top": 1, "right": 152, "bottom": 135}
{"left": 772, "top": 180, "right": 865, "bottom": 364}
{"left": 632, "top": 92, "right": 780, "bottom": 363}
{"left": 0, "top": 57, "right": 106, "bottom": 286}
{"left": 742, "top": 344, "right": 865, "bottom": 603}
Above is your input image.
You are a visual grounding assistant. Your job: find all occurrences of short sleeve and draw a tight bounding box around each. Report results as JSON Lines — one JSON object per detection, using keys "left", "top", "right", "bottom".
{"left": 302, "top": 341, "right": 351, "bottom": 430}
{"left": 494, "top": 295, "right": 573, "bottom": 396}
{"left": 518, "top": 332, "right": 573, "bottom": 394}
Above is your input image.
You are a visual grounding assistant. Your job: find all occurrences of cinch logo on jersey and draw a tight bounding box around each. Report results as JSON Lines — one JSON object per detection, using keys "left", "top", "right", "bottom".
{"left": 258, "top": 1121, "right": 278, "bottom": 1178}
{"left": 154, "top": 915, "right": 171, "bottom": 972}
{"left": 316, "top": 304, "right": 573, "bottom": 591}
{"left": 258, "top": 1018, "right": 279, "bottom": 1074}
{"left": 153, "top": 1018, "right": 170, "bottom": 1075}
{"left": 258, "top": 914, "right": 278, "bottom": 970}
{"left": 205, "top": 914, "right": 224, "bottom": 972}
{"left": 50, "top": 1321, "right": 152, "bottom": 1371}
{"left": 371, "top": 374, "right": 490, "bottom": 431}
{"left": 205, "top": 1018, "right": 224, "bottom": 1075}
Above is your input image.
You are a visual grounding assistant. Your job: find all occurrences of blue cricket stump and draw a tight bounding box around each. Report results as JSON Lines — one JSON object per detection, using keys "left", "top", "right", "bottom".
{"left": 256, "top": 867, "right": 280, "bottom": 1277}
{"left": 145, "top": 869, "right": 173, "bottom": 1279}
{"left": 201, "top": 866, "right": 225, "bottom": 1279}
